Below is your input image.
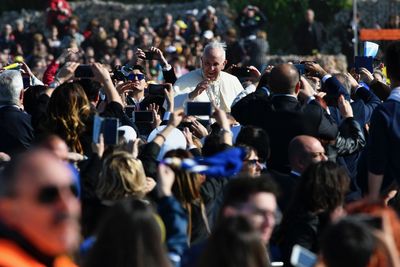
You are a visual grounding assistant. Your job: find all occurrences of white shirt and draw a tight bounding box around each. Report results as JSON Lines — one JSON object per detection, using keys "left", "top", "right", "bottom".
{"left": 172, "top": 69, "right": 244, "bottom": 112}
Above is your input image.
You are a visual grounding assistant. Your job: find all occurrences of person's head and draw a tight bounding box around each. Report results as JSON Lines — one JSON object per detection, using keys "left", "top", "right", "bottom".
{"left": 305, "top": 9, "right": 315, "bottom": 24}
{"left": 84, "top": 199, "right": 171, "bottom": 267}
{"left": 268, "top": 63, "right": 300, "bottom": 95}
{"left": 221, "top": 176, "right": 278, "bottom": 244}
{"left": 163, "top": 149, "right": 202, "bottom": 205}
{"left": 333, "top": 73, "right": 352, "bottom": 95}
{"left": 0, "top": 149, "right": 80, "bottom": 256}
{"left": 126, "top": 65, "right": 147, "bottom": 92}
{"left": 47, "top": 82, "right": 91, "bottom": 154}
{"left": 23, "top": 85, "right": 47, "bottom": 114}
{"left": 292, "top": 161, "right": 349, "bottom": 214}
{"left": 237, "top": 145, "right": 262, "bottom": 177}
{"left": 236, "top": 126, "right": 270, "bottom": 163}
{"left": 201, "top": 41, "right": 227, "bottom": 81}
{"left": 288, "top": 135, "right": 328, "bottom": 174}
{"left": 384, "top": 41, "right": 400, "bottom": 83}
{"left": 197, "top": 216, "right": 269, "bottom": 267}
{"left": 346, "top": 200, "right": 400, "bottom": 266}
{"left": 320, "top": 217, "right": 376, "bottom": 267}
{"left": 97, "top": 151, "right": 147, "bottom": 201}
{"left": 0, "top": 70, "right": 24, "bottom": 106}
{"left": 39, "top": 135, "right": 70, "bottom": 162}
{"left": 77, "top": 79, "right": 101, "bottom": 105}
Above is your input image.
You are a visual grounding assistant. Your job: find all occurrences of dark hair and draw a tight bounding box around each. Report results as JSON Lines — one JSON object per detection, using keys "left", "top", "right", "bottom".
{"left": 46, "top": 82, "right": 92, "bottom": 153}
{"left": 290, "top": 161, "right": 349, "bottom": 213}
{"left": 23, "top": 85, "right": 47, "bottom": 115}
{"left": 197, "top": 216, "right": 269, "bottom": 267}
{"left": 222, "top": 176, "right": 278, "bottom": 209}
{"left": 163, "top": 149, "right": 208, "bottom": 242}
{"left": 236, "top": 126, "right": 270, "bottom": 162}
{"left": 77, "top": 79, "right": 101, "bottom": 103}
{"left": 84, "top": 199, "right": 171, "bottom": 267}
{"left": 385, "top": 41, "right": 400, "bottom": 82}
{"left": 320, "top": 217, "right": 376, "bottom": 267}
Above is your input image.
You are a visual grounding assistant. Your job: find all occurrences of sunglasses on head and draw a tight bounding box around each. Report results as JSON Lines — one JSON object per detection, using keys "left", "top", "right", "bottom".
{"left": 127, "top": 73, "right": 145, "bottom": 81}
{"left": 37, "top": 184, "right": 79, "bottom": 204}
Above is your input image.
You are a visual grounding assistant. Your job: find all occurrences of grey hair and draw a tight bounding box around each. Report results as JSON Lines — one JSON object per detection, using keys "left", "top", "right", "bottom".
{"left": 203, "top": 41, "right": 227, "bottom": 60}
{"left": 0, "top": 70, "right": 24, "bottom": 105}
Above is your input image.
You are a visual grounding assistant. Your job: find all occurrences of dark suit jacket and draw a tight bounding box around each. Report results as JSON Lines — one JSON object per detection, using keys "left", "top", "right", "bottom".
{"left": 295, "top": 21, "right": 325, "bottom": 55}
{"left": 0, "top": 106, "right": 34, "bottom": 156}
{"left": 232, "top": 92, "right": 338, "bottom": 173}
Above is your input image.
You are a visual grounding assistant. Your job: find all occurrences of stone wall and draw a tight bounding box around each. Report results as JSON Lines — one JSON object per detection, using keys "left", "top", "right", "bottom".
{"left": 0, "top": 0, "right": 234, "bottom": 33}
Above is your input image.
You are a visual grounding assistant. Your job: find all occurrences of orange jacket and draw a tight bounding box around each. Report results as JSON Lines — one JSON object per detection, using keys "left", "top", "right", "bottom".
{"left": 0, "top": 239, "right": 77, "bottom": 267}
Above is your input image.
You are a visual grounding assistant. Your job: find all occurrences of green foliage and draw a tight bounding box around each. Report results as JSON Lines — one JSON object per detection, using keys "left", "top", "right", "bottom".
{"left": 228, "top": 0, "right": 352, "bottom": 53}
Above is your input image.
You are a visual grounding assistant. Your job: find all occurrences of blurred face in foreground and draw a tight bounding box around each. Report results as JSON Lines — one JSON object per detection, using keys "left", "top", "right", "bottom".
{"left": 0, "top": 151, "right": 81, "bottom": 256}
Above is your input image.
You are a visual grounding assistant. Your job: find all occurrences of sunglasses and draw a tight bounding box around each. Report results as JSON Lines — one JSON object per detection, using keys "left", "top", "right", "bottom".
{"left": 127, "top": 73, "right": 145, "bottom": 81}
{"left": 37, "top": 184, "right": 79, "bottom": 204}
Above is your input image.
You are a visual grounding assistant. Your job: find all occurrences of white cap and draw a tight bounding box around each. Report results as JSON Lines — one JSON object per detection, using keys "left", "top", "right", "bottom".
{"left": 118, "top": 125, "right": 137, "bottom": 142}
{"left": 147, "top": 126, "right": 187, "bottom": 161}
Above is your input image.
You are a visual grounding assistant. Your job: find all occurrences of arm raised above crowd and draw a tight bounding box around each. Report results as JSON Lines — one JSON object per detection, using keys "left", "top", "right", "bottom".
{"left": 92, "top": 62, "right": 123, "bottom": 106}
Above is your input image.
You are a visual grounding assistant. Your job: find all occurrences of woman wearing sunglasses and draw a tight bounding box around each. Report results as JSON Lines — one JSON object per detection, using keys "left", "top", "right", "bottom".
{"left": 237, "top": 145, "right": 263, "bottom": 177}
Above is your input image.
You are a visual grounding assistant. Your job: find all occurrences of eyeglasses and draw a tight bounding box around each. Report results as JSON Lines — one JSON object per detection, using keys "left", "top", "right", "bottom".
{"left": 127, "top": 73, "right": 145, "bottom": 81}
{"left": 37, "top": 184, "right": 79, "bottom": 204}
{"left": 244, "top": 159, "right": 260, "bottom": 166}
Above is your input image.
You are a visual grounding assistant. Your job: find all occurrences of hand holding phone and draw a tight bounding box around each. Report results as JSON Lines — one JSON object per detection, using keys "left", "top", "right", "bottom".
{"left": 132, "top": 111, "right": 154, "bottom": 123}
{"left": 185, "top": 102, "right": 212, "bottom": 116}
{"left": 148, "top": 84, "right": 168, "bottom": 96}
{"left": 75, "top": 64, "right": 94, "bottom": 78}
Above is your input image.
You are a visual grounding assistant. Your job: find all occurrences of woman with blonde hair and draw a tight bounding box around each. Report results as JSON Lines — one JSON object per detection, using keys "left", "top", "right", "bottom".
{"left": 96, "top": 151, "right": 147, "bottom": 201}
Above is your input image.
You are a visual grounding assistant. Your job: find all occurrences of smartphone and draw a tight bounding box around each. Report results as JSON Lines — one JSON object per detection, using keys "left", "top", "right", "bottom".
{"left": 148, "top": 84, "right": 167, "bottom": 96}
{"left": 144, "top": 51, "right": 157, "bottom": 60}
{"left": 102, "top": 118, "right": 119, "bottom": 145}
{"left": 231, "top": 67, "right": 252, "bottom": 78}
{"left": 124, "top": 105, "right": 136, "bottom": 119}
{"left": 354, "top": 56, "right": 374, "bottom": 73}
{"left": 92, "top": 115, "right": 119, "bottom": 145}
{"left": 177, "top": 121, "right": 193, "bottom": 130}
{"left": 22, "top": 76, "right": 31, "bottom": 88}
{"left": 355, "top": 214, "right": 382, "bottom": 229}
{"left": 132, "top": 111, "right": 154, "bottom": 123}
{"left": 186, "top": 102, "right": 212, "bottom": 116}
{"left": 75, "top": 65, "right": 94, "bottom": 78}
{"left": 294, "top": 64, "right": 306, "bottom": 76}
{"left": 290, "top": 245, "right": 317, "bottom": 267}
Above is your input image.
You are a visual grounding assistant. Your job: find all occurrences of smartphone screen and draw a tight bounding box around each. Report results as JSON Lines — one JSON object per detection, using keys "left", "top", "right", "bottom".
{"left": 148, "top": 84, "right": 166, "bottom": 96}
{"left": 144, "top": 51, "right": 156, "bottom": 60}
{"left": 231, "top": 67, "right": 252, "bottom": 78}
{"left": 124, "top": 106, "right": 136, "bottom": 119}
{"left": 290, "top": 245, "right": 317, "bottom": 267}
{"left": 133, "top": 111, "right": 154, "bottom": 123}
{"left": 102, "top": 118, "right": 119, "bottom": 145}
{"left": 294, "top": 64, "right": 306, "bottom": 76}
{"left": 186, "top": 102, "right": 212, "bottom": 116}
{"left": 75, "top": 65, "right": 94, "bottom": 78}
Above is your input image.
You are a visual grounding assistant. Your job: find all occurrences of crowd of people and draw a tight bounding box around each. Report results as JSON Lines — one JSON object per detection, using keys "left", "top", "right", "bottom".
{"left": 0, "top": 1, "right": 400, "bottom": 267}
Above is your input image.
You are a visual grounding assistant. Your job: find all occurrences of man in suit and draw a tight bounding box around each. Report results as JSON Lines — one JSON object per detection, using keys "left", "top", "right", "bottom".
{"left": 272, "top": 135, "right": 327, "bottom": 211}
{"left": 259, "top": 64, "right": 337, "bottom": 172}
{"left": 294, "top": 9, "right": 325, "bottom": 55}
{"left": 368, "top": 41, "right": 400, "bottom": 199}
{"left": 0, "top": 70, "right": 34, "bottom": 157}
